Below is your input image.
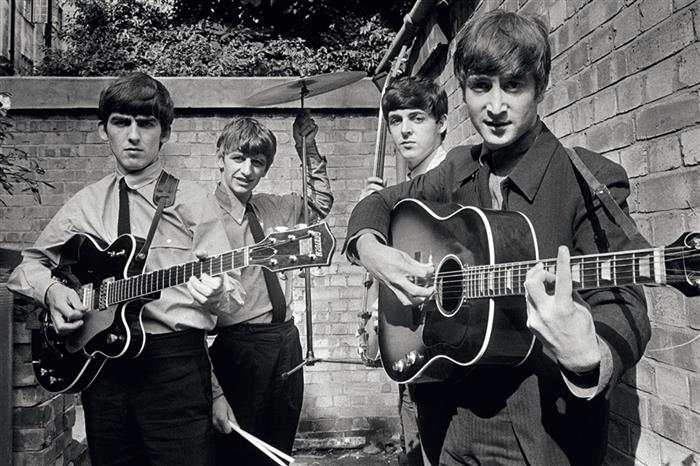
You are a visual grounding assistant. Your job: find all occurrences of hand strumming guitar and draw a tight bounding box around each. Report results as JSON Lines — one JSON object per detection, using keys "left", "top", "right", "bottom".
{"left": 45, "top": 282, "right": 87, "bottom": 335}
{"left": 523, "top": 246, "right": 601, "bottom": 374}
{"left": 356, "top": 233, "right": 435, "bottom": 307}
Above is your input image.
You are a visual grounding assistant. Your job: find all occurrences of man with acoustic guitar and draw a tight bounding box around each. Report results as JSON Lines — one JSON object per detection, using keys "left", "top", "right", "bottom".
{"left": 361, "top": 75, "right": 448, "bottom": 466}
{"left": 345, "top": 10, "right": 650, "bottom": 466}
{"left": 8, "top": 72, "right": 243, "bottom": 466}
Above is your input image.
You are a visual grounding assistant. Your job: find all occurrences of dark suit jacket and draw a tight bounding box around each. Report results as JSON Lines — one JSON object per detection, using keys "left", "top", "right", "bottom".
{"left": 344, "top": 123, "right": 651, "bottom": 465}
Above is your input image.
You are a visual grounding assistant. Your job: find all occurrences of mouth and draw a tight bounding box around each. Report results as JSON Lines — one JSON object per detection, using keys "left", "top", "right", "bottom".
{"left": 124, "top": 148, "right": 142, "bottom": 154}
{"left": 485, "top": 121, "right": 510, "bottom": 129}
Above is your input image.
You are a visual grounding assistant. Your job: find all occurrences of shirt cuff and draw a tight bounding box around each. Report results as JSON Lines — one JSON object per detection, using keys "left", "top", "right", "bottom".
{"left": 561, "top": 337, "right": 613, "bottom": 400}
{"left": 344, "top": 229, "right": 387, "bottom": 264}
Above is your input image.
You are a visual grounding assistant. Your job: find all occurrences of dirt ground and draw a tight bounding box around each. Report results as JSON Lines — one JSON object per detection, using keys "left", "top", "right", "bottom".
{"left": 294, "top": 447, "right": 402, "bottom": 466}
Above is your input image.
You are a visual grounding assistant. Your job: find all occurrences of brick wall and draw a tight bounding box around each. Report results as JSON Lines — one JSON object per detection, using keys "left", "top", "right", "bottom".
{"left": 0, "top": 77, "right": 402, "bottom": 464}
{"left": 421, "top": 0, "right": 700, "bottom": 464}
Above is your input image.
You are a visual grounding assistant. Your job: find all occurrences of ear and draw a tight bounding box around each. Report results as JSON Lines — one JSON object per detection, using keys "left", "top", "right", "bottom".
{"left": 216, "top": 154, "right": 225, "bottom": 171}
{"left": 437, "top": 114, "right": 448, "bottom": 135}
{"left": 160, "top": 127, "right": 171, "bottom": 145}
{"left": 98, "top": 122, "right": 109, "bottom": 141}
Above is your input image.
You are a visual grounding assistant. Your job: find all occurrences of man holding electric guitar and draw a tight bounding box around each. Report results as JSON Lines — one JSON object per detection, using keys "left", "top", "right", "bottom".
{"left": 345, "top": 10, "right": 653, "bottom": 466}
{"left": 8, "top": 73, "right": 245, "bottom": 466}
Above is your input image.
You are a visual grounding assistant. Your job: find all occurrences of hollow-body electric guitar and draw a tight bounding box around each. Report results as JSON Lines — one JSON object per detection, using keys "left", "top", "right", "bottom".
{"left": 32, "top": 223, "right": 335, "bottom": 393}
{"left": 379, "top": 199, "right": 700, "bottom": 384}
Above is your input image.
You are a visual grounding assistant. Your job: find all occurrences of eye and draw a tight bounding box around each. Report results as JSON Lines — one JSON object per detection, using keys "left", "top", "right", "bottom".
{"left": 389, "top": 116, "right": 401, "bottom": 126}
{"left": 252, "top": 159, "right": 266, "bottom": 168}
{"left": 503, "top": 79, "right": 524, "bottom": 92}
{"left": 412, "top": 114, "right": 425, "bottom": 123}
{"left": 468, "top": 79, "right": 491, "bottom": 93}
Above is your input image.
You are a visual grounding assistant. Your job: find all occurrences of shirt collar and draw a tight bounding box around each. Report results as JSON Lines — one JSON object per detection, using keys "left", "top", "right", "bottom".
{"left": 215, "top": 181, "right": 247, "bottom": 224}
{"left": 117, "top": 158, "right": 163, "bottom": 190}
{"left": 407, "top": 145, "right": 447, "bottom": 179}
{"left": 505, "top": 122, "right": 559, "bottom": 203}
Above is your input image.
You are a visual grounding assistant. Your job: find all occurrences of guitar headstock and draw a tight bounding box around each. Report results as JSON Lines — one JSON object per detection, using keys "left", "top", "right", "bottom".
{"left": 248, "top": 222, "right": 336, "bottom": 273}
{"left": 664, "top": 231, "right": 700, "bottom": 297}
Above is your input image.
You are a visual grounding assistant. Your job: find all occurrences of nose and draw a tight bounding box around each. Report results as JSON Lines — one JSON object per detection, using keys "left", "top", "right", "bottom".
{"left": 486, "top": 88, "right": 506, "bottom": 118}
{"left": 127, "top": 121, "right": 140, "bottom": 143}
{"left": 400, "top": 120, "right": 413, "bottom": 137}
{"left": 240, "top": 159, "right": 253, "bottom": 175}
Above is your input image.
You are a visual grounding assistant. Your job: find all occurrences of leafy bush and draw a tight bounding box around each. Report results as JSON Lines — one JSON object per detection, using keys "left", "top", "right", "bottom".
{"left": 36, "top": 0, "right": 398, "bottom": 77}
{"left": 0, "top": 94, "right": 53, "bottom": 205}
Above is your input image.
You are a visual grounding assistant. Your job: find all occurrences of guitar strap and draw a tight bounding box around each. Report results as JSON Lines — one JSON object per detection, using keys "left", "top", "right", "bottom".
{"left": 133, "top": 171, "right": 180, "bottom": 264}
{"left": 565, "top": 147, "right": 644, "bottom": 242}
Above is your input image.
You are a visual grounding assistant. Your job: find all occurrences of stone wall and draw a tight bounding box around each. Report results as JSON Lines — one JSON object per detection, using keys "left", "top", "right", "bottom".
{"left": 0, "top": 76, "right": 401, "bottom": 464}
{"left": 417, "top": 0, "right": 700, "bottom": 464}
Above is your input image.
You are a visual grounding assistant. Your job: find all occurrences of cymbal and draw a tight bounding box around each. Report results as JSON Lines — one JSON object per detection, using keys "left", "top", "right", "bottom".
{"left": 242, "top": 71, "right": 367, "bottom": 107}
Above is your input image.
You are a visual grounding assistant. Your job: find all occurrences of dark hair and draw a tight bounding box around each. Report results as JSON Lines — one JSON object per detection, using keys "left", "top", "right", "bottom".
{"left": 98, "top": 72, "right": 175, "bottom": 134}
{"left": 216, "top": 117, "right": 277, "bottom": 169}
{"left": 381, "top": 76, "right": 448, "bottom": 122}
{"left": 454, "top": 10, "right": 551, "bottom": 98}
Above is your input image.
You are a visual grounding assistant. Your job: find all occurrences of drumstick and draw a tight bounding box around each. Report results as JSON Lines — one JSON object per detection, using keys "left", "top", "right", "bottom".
{"left": 228, "top": 421, "right": 295, "bottom": 464}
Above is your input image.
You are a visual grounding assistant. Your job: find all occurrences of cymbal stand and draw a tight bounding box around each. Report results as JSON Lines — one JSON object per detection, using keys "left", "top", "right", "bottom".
{"left": 282, "top": 83, "right": 365, "bottom": 380}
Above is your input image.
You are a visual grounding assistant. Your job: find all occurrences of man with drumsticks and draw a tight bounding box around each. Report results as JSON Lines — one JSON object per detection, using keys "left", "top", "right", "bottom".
{"left": 360, "top": 75, "right": 448, "bottom": 466}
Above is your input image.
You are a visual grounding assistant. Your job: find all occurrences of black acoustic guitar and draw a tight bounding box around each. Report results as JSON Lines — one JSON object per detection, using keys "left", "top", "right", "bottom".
{"left": 378, "top": 199, "right": 700, "bottom": 384}
{"left": 32, "top": 223, "right": 335, "bottom": 393}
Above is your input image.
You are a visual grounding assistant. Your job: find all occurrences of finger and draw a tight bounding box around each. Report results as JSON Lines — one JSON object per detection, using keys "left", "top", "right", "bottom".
{"left": 50, "top": 309, "right": 83, "bottom": 334}
{"left": 187, "top": 279, "right": 208, "bottom": 304}
{"left": 200, "top": 274, "right": 224, "bottom": 292}
{"left": 65, "top": 291, "right": 88, "bottom": 313}
{"left": 554, "top": 246, "right": 573, "bottom": 300}
{"left": 365, "top": 176, "right": 384, "bottom": 185}
{"left": 194, "top": 249, "right": 208, "bottom": 261}
{"left": 523, "top": 262, "right": 549, "bottom": 303}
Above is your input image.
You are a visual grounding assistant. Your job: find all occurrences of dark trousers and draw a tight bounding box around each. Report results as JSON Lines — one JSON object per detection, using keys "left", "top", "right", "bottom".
{"left": 399, "top": 384, "right": 424, "bottom": 466}
{"left": 210, "top": 319, "right": 304, "bottom": 466}
{"left": 82, "top": 330, "right": 215, "bottom": 466}
{"left": 415, "top": 369, "right": 527, "bottom": 466}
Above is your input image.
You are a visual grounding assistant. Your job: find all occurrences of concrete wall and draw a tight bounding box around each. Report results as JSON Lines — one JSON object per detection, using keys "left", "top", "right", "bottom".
{"left": 0, "top": 76, "right": 403, "bottom": 464}
{"left": 417, "top": 0, "right": 700, "bottom": 464}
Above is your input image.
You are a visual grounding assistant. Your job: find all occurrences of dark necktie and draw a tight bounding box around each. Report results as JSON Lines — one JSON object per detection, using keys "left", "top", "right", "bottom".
{"left": 245, "top": 203, "right": 287, "bottom": 323}
{"left": 118, "top": 178, "right": 131, "bottom": 235}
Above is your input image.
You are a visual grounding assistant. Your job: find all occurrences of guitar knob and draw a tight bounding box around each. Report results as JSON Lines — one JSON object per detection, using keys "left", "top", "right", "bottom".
{"left": 288, "top": 255, "right": 298, "bottom": 263}
{"left": 106, "top": 333, "right": 124, "bottom": 344}
{"left": 406, "top": 351, "right": 418, "bottom": 365}
{"left": 393, "top": 359, "right": 406, "bottom": 373}
{"left": 48, "top": 376, "right": 63, "bottom": 385}
{"left": 269, "top": 259, "right": 279, "bottom": 266}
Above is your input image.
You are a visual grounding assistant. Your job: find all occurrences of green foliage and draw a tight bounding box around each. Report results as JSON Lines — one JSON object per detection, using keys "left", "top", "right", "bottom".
{"left": 36, "top": 0, "right": 399, "bottom": 77}
{"left": 0, "top": 94, "right": 53, "bottom": 205}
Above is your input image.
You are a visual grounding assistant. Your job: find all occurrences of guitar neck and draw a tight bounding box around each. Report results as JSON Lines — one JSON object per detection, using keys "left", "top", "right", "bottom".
{"left": 459, "top": 246, "right": 668, "bottom": 298}
{"left": 106, "top": 247, "right": 249, "bottom": 305}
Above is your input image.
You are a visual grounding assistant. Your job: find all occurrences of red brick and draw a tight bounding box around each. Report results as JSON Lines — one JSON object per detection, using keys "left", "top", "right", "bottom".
{"left": 635, "top": 94, "right": 700, "bottom": 139}
{"left": 590, "top": 26, "right": 614, "bottom": 62}
{"left": 585, "top": 116, "right": 633, "bottom": 152}
{"left": 655, "top": 364, "right": 691, "bottom": 406}
{"left": 633, "top": 169, "right": 700, "bottom": 213}
{"left": 612, "top": 4, "right": 641, "bottom": 47}
{"left": 646, "top": 324, "right": 700, "bottom": 372}
{"left": 678, "top": 43, "right": 700, "bottom": 88}
{"left": 575, "top": 0, "right": 623, "bottom": 39}
{"left": 616, "top": 75, "right": 644, "bottom": 113}
{"left": 649, "top": 397, "right": 700, "bottom": 450}
{"left": 646, "top": 134, "right": 682, "bottom": 173}
{"left": 627, "top": 9, "right": 694, "bottom": 72}
{"left": 568, "top": 39, "right": 590, "bottom": 74}
{"left": 593, "top": 87, "right": 617, "bottom": 122}
{"left": 644, "top": 57, "right": 677, "bottom": 103}
{"left": 640, "top": 0, "right": 673, "bottom": 31}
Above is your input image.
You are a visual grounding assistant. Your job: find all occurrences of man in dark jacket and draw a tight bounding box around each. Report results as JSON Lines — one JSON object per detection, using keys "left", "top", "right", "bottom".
{"left": 343, "top": 10, "right": 650, "bottom": 466}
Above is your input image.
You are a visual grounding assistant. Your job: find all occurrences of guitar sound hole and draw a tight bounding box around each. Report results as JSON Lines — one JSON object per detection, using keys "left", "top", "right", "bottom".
{"left": 437, "top": 255, "right": 464, "bottom": 316}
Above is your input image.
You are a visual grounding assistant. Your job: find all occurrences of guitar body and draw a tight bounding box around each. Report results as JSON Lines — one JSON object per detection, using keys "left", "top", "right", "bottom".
{"left": 32, "top": 234, "right": 152, "bottom": 393}
{"left": 378, "top": 199, "right": 538, "bottom": 383}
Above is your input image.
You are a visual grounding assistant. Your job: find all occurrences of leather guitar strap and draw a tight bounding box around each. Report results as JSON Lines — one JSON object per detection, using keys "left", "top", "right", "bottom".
{"left": 134, "top": 170, "right": 180, "bottom": 264}
{"left": 565, "top": 147, "right": 643, "bottom": 242}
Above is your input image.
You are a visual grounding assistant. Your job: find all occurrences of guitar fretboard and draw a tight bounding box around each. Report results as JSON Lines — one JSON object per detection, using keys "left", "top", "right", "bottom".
{"left": 105, "top": 249, "right": 248, "bottom": 305}
{"left": 442, "top": 247, "right": 665, "bottom": 299}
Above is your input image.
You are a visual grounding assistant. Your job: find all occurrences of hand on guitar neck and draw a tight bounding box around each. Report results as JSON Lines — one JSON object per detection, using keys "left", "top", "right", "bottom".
{"left": 523, "top": 245, "right": 602, "bottom": 374}
{"left": 45, "top": 282, "right": 87, "bottom": 335}
{"left": 186, "top": 249, "right": 241, "bottom": 317}
{"left": 356, "top": 233, "right": 435, "bottom": 307}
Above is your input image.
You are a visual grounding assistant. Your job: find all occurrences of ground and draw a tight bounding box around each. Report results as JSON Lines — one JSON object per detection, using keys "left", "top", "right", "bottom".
{"left": 295, "top": 447, "right": 402, "bottom": 466}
